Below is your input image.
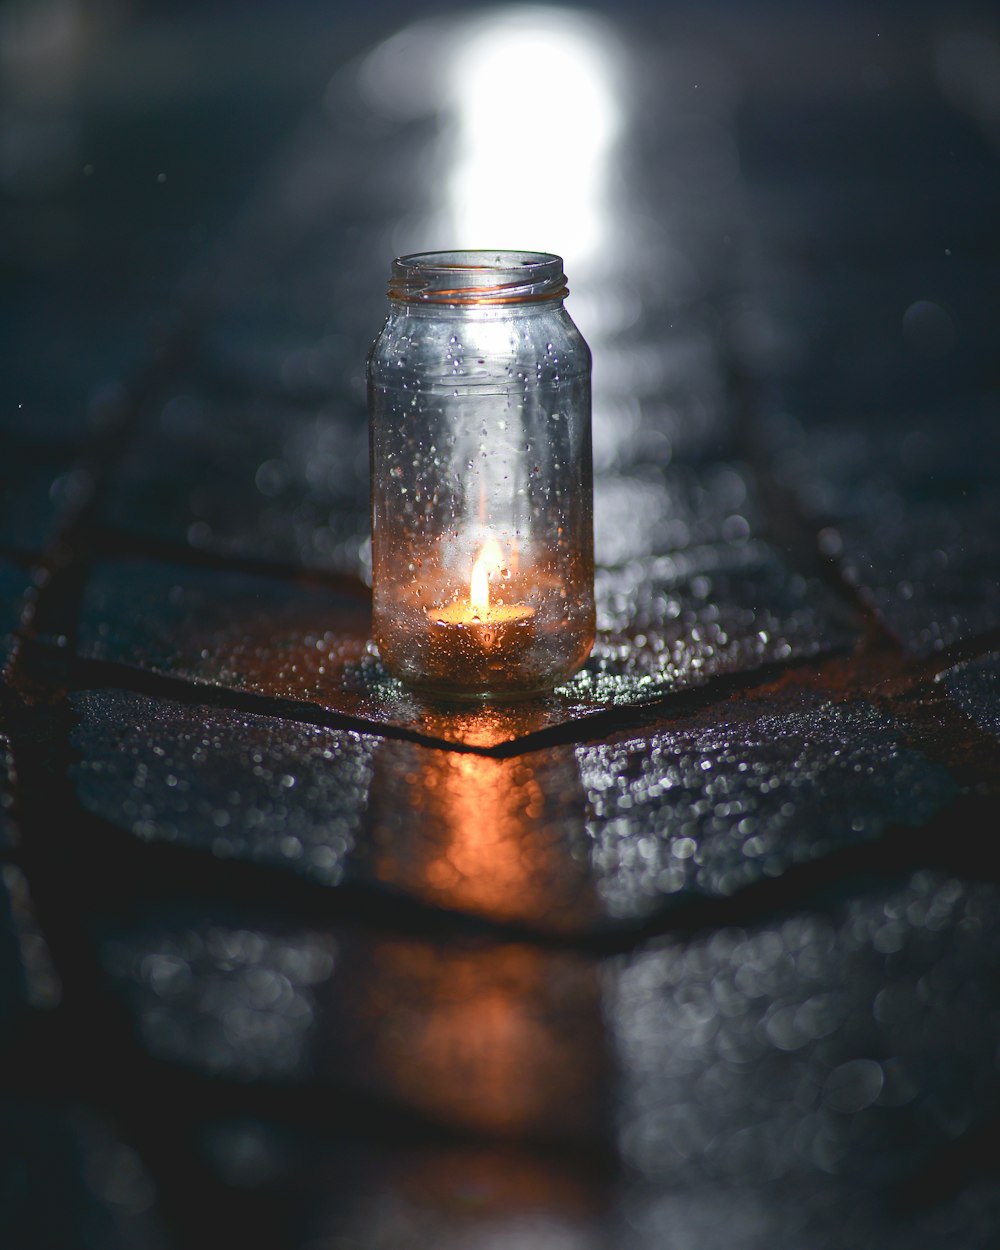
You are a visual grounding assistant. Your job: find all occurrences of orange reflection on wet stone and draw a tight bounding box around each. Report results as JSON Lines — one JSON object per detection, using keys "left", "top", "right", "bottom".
{"left": 323, "top": 1145, "right": 609, "bottom": 1247}
{"left": 384, "top": 1146, "right": 608, "bottom": 1241}
{"left": 403, "top": 700, "right": 560, "bottom": 750}
{"left": 367, "top": 740, "right": 597, "bottom": 931}
{"left": 328, "top": 937, "right": 607, "bottom": 1142}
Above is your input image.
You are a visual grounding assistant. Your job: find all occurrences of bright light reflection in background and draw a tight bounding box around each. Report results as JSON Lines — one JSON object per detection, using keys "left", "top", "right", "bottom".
{"left": 354, "top": 4, "right": 634, "bottom": 475}
{"left": 354, "top": 6, "right": 626, "bottom": 298}
{"left": 352, "top": 2, "right": 744, "bottom": 395}
{"left": 446, "top": 7, "right": 623, "bottom": 276}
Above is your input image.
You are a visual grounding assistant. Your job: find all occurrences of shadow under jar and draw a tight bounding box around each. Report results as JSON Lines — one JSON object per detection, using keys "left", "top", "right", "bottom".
{"left": 368, "top": 250, "right": 595, "bottom": 699}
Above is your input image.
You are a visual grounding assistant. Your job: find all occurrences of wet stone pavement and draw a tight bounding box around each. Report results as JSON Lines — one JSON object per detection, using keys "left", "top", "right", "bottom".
{"left": 2, "top": 5, "right": 1000, "bottom": 1248}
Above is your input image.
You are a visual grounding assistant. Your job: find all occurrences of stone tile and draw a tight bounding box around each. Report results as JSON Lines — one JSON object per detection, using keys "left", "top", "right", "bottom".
{"left": 609, "top": 872, "right": 1000, "bottom": 1200}
{"left": 99, "top": 906, "right": 607, "bottom": 1142}
{"left": 1, "top": 286, "right": 123, "bottom": 560}
{"left": 192, "top": 319, "right": 365, "bottom": 408}
{"left": 620, "top": 1174, "right": 1000, "bottom": 1250}
{"left": 75, "top": 555, "right": 371, "bottom": 706}
{"left": 836, "top": 501, "right": 1000, "bottom": 656}
{"left": 0, "top": 864, "right": 61, "bottom": 1013}
{"left": 593, "top": 462, "right": 762, "bottom": 567}
{"left": 577, "top": 694, "right": 957, "bottom": 920}
{"left": 321, "top": 932, "right": 607, "bottom": 1142}
{"left": 75, "top": 549, "right": 858, "bottom": 749}
{"left": 744, "top": 66, "right": 1000, "bottom": 662}
{"left": 938, "top": 653, "right": 1000, "bottom": 745}
{"left": 761, "top": 410, "right": 1000, "bottom": 528}
{"left": 0, "top": 734, "right": 16, "bottom": 851}
{"left": 0, "top": 563, "right": 25, "bottom": 846}
{"left": 0, "top": 445, "right": 93, "bottom": 558}
{"left": 0, "top": 870, "right": 26, "bottom": 1039}
{"left": 1, "top": 865, "right": 59, "bottom": 1053}
{"left": 763, "top": 412, "right": 1000, "bottom": 656}
{"left": 0, "top": 1100, "right": 167, "bottom": 1250}
{"left": 100, "top": 387, "right": 369, "bottom": 577}
{"left": 199, "top": 1121, "right": 608, "bottom": 1250}
{"left": 1, "top": 559, "right": 31, "bottom": 642}
{"left": 70, "top": 690, "right": 379, "bottom": 889}
{"left": 69, "top": 690, "right": 597, "bottom": 933}
{"left": 591, "top": 325, "right": 735, "bottom": 472}
{"left": 585, "top": 541, "right": 858, "bottom": 701}
{"left": 68, "top": 688, "right": 956, "bottom": 936}
{"left": 361, "top": 738, "right": 598, "bottom": 932}
{"left": 746, "top": 201, "right": 997, "bottom": 410}
{"left": 190, "top": 1110, "right": 1000, "bottom": 1250}
{"left": 100, "top": 912, "right": 337, "bottom": 1085}
{"left": 2, "top": 264, "right": 140, "bottom": 430}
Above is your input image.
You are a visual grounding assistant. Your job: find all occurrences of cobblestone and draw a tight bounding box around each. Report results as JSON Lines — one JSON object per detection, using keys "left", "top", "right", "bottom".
{"left": 0, "top": 738, "right": 15, "bottom": 852}
{"left": 939, "top": 653, "right": 1000, "bottom": 745}
{"left": 0, "top": 561, "right": 30, "bottom": 671}
{"left": 0, "top": 1099, "right": 167, "bottom": 1250}
{"left": 100, "top": 384, "right": 370, "bottom": 577}
{"left": 74, "top": 543, "right": 859, "bottom": 749}
{"left": 610, "top": 871, "right": 1000, "bottom": 1249}
{"left": 578, "top": 695, "right": 957, "bottom": 919}
{"left": 99, "top": 904, "right": 606, "bottom": 1142}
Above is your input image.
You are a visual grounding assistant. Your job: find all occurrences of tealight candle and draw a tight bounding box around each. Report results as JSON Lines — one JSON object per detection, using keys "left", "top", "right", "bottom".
{"left": 425, "top": 539, "right": 535, "bottom": 685}
{"left": 368, "top": 250, "right": 594, "bottom": 699}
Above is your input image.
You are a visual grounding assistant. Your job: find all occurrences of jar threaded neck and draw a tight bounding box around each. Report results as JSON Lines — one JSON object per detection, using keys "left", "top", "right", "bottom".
{"left": 388, "top": 250, "right": 568, "bottom": 306}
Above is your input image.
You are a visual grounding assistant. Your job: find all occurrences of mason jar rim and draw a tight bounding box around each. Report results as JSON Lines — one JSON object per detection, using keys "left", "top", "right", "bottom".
{"left": 388, "top": 250, "right": 568, "bottom": 306}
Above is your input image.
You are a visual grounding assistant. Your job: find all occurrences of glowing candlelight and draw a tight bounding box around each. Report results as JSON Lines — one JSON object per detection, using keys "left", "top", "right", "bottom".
{"left": 470, "top": 538, "right": 502, "bottom": 617}
{"left": 428, "top": 540, "right": 533, "bottom": 638}
{"left": 417, "top": 539, "right": 536, "bottom": 692}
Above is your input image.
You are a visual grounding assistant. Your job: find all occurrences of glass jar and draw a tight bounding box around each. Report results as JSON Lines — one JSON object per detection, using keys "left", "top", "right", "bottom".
{"left": 368, "top": 250, "right": 594, "bottom": 699}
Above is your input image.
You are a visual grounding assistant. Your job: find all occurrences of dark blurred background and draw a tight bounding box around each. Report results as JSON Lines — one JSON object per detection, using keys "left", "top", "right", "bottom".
{"left": 4, "top": 0, "right": 998, "bottom": 452}
{"left": 3, "top": 2, "right": 1000, "bottom": 1248}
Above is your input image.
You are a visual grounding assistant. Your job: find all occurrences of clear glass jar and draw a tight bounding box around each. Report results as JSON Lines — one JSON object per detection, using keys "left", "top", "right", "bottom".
{"left": 368, "top": 250, "right": 594, "bottom": 699}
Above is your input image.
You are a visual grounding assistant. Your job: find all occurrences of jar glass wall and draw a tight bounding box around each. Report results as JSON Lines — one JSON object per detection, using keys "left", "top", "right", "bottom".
{"left": 368, "top": 250, "right": 594, "bottom": 698}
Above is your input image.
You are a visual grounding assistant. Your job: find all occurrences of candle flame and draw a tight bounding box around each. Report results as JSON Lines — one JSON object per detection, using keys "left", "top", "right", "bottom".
{"left": 470, "top": 539, "right": 503, "bottom": 615}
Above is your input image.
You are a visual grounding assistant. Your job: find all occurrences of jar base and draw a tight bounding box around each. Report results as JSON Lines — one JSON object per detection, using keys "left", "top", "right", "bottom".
{"left": 401, "top": 677, "right": 562, "bottom": 704}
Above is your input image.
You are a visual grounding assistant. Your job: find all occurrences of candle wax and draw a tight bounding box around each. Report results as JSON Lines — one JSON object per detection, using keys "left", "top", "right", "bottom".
{"left": 428, "top": 601, "right": 534, "bottom": 645}
{"left": 423, "top": 598, "right": 536, "bottom": 691}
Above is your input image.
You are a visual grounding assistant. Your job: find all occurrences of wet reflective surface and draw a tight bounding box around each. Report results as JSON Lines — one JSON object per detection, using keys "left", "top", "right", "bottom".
{"left": 578, "top": 696, "right": 956, "bottom": 918}
{"left": 71, "top": 690, "right": 378, "bottom": 886}
{"left": 101, "top": 905, "right": 606, "bottom": 1142}
{"left": 940, "top": 653, "right": 1000, "bottom": 744}
{"left": 68, "top": 686, "right": 959, "bottom": 938}
{"left": 74, "top": 545, "right": 858, "bottom": 746}
{"left": 196, "top": 1125, "right": 609, "bottom": 1250}
{"left": 763, "top": 412, "right": 1000, "bottom": 655}
{"left": 0, "top": 864, "right": 60, "bottom": 1065}
{"left": 3, "top": 3, "right": 1000, "bottom": 1247}
{"left": 0, "top": 561, "right": 30, "bottom": 674}
{"left": 0, "top": 739, "right": 15, "bottom": 852}
{"left": 0, "top": 1098, "right": 166, "bottom": 1249}
{"left": 366, "top": 740, "right": 597, "bottom": 930}
{"left": 101, "top": 386, "right": 371, "bottom": 576}
{"left": 610, "top": 872, "right": 1000, "bottom": 1241}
